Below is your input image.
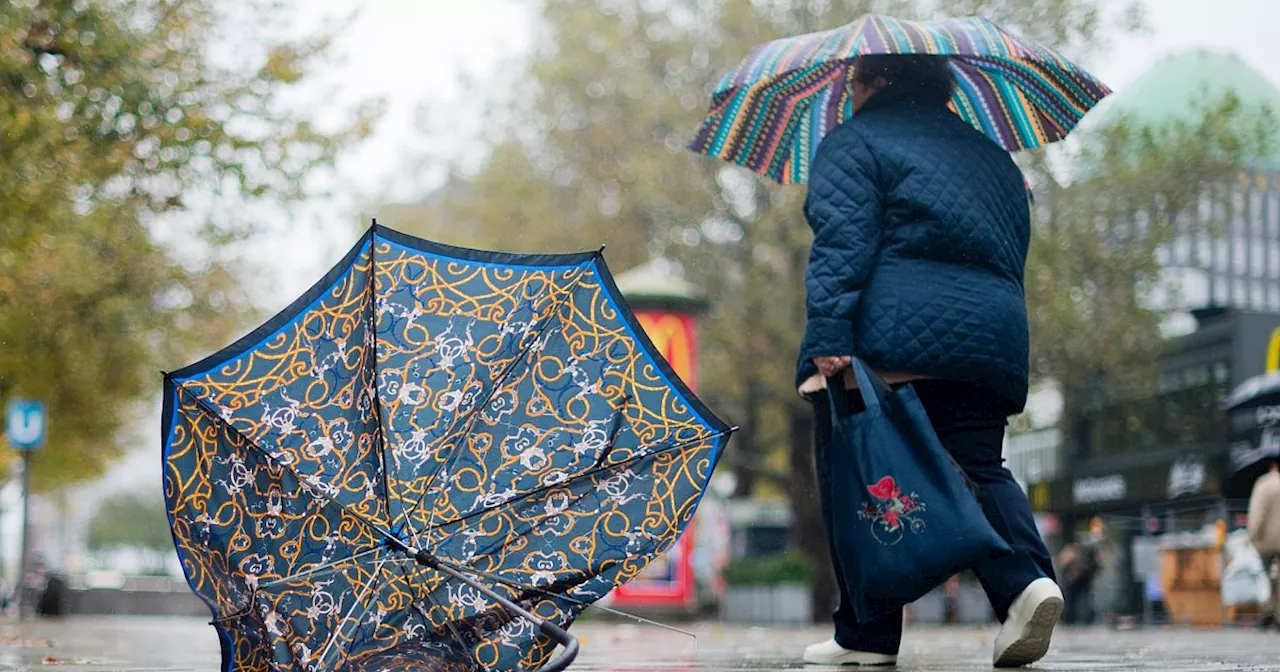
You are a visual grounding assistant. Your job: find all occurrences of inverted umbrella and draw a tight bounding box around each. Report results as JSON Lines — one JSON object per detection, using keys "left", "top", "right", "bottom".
{"left": 162, "top": 224, "right": 732, "bottom": 671}
{"left": 1226, "top": 371, "right": 1280, "bottom": 412}
{"left": 689, "top": 14, "right": 1111, "bottom": 184}
{"left": 1224, "top": 372, "right": 1280, "bottom": 493}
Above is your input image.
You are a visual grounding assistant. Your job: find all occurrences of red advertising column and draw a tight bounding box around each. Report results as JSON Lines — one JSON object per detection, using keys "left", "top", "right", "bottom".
{"left": 611, "top": 263, "right": 708, "bottom": 612}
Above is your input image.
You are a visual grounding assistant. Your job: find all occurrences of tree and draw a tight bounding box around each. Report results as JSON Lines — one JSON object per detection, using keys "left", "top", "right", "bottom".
{"left": 402, "top": 0, "right": 1142, "bottom": 618}
{"left": 1028, "top": 94, "right": 1276, "bottom": 452}
{"left": 87, "top": 491, "right": 173, "bottom": 554}
{"left": 0, "top": 0, "right": 378, "bottom": 488}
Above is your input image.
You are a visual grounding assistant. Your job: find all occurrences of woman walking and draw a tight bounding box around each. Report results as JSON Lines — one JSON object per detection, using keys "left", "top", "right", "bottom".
{"left": 797, "top": 54, "right": 1063, "bottom": 668}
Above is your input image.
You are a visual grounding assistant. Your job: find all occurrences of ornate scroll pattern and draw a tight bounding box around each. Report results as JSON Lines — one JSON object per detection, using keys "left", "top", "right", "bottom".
{"left": 163, "top": 227, "right": 730, "bottom": 671}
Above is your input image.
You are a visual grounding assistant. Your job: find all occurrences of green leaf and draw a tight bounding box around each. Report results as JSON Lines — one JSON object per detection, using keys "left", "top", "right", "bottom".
{"left": 0, "top": 0, "right": 378, "bottom": 489}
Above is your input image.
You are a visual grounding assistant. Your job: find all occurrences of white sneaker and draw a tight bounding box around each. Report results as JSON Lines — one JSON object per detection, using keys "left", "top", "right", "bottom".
{"left": 803, "top": 638, "right": 897, "bottom": 666}
{"left": 993, "top": 578, "right": 1064, "bottom": 667}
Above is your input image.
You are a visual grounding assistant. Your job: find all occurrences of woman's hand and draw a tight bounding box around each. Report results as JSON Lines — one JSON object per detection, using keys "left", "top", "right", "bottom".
{"left": 812, "top": 356, "right": 852, "bottom": 378}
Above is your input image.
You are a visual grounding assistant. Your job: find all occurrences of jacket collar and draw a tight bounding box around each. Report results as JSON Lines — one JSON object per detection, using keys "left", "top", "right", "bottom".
{"left": 856, "top": 82, "right": 949, "bottom": 116}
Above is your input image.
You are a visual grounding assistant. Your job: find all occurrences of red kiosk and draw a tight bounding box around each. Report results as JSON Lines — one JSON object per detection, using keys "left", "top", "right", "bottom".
{"left": 610, "top": 261, "right": 710, "bottom": 613}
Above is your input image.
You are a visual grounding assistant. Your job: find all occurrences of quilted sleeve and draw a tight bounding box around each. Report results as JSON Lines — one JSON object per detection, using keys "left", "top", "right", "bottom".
{"left": 798, "top": 128, "right": 884, "bottom": 363}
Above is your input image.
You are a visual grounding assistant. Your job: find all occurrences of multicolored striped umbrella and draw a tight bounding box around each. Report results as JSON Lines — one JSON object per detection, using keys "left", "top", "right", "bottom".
{"left": 689, "top": 15, "right": 1111, "bottom": 184}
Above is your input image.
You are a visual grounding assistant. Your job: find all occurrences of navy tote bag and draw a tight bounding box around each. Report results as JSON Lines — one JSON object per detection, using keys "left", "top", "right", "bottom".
{"left": 825, "top": 359, "right": 1011, "bottom": 623}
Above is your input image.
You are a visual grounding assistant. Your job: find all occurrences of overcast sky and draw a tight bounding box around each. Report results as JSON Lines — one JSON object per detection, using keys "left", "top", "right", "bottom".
{"left": 283, "top": 0, "right": 1280, "bottom": 307}
{"left": 67, "top": 0, "right": 1280, "bottom": 509}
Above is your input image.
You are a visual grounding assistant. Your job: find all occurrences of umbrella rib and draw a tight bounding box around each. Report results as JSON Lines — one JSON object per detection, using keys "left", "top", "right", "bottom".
{"left": 172, "top": 383, "right": 403, "bottom": 548}
{"left": 432, "top": 557, "right": 698, "bottom": 640}
{"left": 407, "top": 265, "right": 591, "bottom": 531}
{"left": 398, "top": 258, "right": 597, "bottom": 540}
{"left": 318, "top": 560, "right": 389, "bottom": 669}
{"left": 456, "top": 460, "right": 610, "bottom": 565}
{"left": 423, "top": 427, "right": 735, "bottom": 540}
{"left": 398, "top": 559, "right": 473, "bottom": 660}
{"left": 258, "top": 547, "right": 383, "bottom": 589}
{"left": 425, "top": 433, "right": 721, "bottom": 602}
{"left": 366, "top": 232, "right": 402, "bottom": 542}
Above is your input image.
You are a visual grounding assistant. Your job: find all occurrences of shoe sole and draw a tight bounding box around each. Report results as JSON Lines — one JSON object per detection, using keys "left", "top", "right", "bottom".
{"left": 803, "top": 658, "right": 897, "bottom": 667}
{"left": 994, "top": 595, "right": 1064, "bottom": 668}
{"left": 804, "top": 652, "right": 897, "bottom": 667}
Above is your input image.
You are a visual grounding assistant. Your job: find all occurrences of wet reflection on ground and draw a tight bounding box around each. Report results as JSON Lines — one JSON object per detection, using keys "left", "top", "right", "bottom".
{"left": 0, "top": 617, "right": 1275, "bottom": 671}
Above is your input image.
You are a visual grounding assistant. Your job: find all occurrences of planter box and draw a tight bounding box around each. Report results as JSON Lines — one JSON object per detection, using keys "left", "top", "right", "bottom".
{"left": 720, "top": 584, "right": 812, "bottom": 625}
{"left": 718, "top": 582, "right": 996, "bottom": 626}
{"left": 68, "top": 588, "right": 209, "bottom": 617}
{"left": 956, "top": 585, "right": 995, "bottom": 623}
{"left": 907, "top": 584, "right": 995, "bottom": 624}
{"left": 910, "top": 590, "right": 946, "bottom": 623}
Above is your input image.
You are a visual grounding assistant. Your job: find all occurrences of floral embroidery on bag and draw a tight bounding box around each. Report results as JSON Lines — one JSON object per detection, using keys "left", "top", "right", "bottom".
{"left": 858, "top": 475, "right": 926, "bottom": 545}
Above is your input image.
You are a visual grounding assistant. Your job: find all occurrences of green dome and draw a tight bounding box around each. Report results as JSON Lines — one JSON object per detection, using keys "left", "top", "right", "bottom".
{"left": 1089, "top": 50, "right": 1280, "bottom": 167}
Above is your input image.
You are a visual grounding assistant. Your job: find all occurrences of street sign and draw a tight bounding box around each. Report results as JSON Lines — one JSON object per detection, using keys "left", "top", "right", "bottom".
{"left": 5, "top": 399, "right": 46, "bottom": 450}
{"left": 6, "top": 399, "right": 42, "bottom": 619}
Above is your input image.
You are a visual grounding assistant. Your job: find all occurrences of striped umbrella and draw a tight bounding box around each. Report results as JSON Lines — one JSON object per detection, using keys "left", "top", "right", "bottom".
{"left": 689, "top": 15, "right": 1111, "bottom": 184}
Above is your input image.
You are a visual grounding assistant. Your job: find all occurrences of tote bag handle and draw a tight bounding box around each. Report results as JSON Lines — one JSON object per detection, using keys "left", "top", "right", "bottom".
{"left": 825, "top": 360, "right": 986, "bottom": 509}
{"left": 824, "top": 358, "right": 892, "bottom": 427}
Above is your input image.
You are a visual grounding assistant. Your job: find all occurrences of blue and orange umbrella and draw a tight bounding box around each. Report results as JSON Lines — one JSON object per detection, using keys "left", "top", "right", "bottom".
{"left": 162, "top": 224, "right": 732, "bottom": 671}
{"left": 690, "top": 14, "right": 1111, "bottom": 184}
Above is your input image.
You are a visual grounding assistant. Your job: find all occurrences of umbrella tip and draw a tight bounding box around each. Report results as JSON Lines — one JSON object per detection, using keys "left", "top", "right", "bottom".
{"left": 597, "top": 244, "right": 606, "bottom": 255}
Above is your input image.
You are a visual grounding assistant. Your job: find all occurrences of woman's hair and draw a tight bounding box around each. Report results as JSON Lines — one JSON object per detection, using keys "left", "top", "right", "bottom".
{"left": 853, "top": 54, "right": 955, "bottom": 105}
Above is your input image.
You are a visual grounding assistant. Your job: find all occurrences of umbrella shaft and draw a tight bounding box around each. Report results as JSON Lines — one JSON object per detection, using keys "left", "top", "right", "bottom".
{"left": 406, "top": 548, "right": 580, "bottom": 672}
{"left": 409, "top": 549, "right": 539, "bottom": 625}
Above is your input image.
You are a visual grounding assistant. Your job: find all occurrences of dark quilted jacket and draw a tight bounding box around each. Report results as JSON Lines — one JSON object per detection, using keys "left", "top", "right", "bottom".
{"left": 796, "top": 84, "right": 1032, "bottom": 412}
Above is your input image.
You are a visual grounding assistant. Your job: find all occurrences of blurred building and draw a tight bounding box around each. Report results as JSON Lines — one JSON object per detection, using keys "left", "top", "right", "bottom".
{"left": 1124, "top": 52, "right": 1280, "bottom": 315}
{"left": 1015, "top": 50, "right": 1280, "bottom": 618}
{"left": 1027, "top": 308, "right": 1279, "bottom": 615}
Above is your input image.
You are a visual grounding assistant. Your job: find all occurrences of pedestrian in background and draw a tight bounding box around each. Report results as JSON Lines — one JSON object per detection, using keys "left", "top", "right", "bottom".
{"left": 1058, "top": 543, "right": 1096, "bottom": 624}
{"left": 1143, "top": 569, "right": 1166, "bottom": 624}
{"left": 1061, "top": 519, "right": 1105, "bottom": 625}
{"left": 1247, "top": 460, "right": 1280, "bottom": 630}
{"left": 797, "top": 53, "right": 1062, "bottom": 668}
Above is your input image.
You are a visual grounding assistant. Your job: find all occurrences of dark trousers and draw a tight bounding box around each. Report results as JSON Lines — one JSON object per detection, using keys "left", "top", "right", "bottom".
{"left": 1061, "top": 578, "right": 1095, "bottom": 625}
{"left": 1264, "top": 554, "right": 1280, "bottom": 625}
{"left": 810, "top": 380, "right": 1056, "bottom": 654}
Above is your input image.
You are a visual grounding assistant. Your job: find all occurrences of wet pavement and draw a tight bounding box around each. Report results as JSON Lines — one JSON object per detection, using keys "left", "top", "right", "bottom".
{"left": 0, "top": 617, "right": 1276, "bottom": 670}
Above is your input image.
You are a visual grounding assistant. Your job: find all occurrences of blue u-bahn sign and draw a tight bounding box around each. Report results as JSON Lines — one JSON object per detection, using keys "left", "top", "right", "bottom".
{"left": 5, "top": 399, "right": 46, "bottom": 451}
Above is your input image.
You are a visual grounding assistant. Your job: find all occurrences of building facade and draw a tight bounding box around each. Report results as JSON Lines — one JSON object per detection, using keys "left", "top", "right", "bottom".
{"left": 1027, "top": 309, "right": 1280, "bottom": 615}
{"left": 1101, "top": 50, "right": 1280, "bottom": 318}
{"left": 1010, "top": 51, "right": 1280, "bottom": 618}
{"left": 1015, "top": 50, "right": 1280, "bottom": 520}
{"left": 1160, "top": 169, "right": 1280, "bottom": 315}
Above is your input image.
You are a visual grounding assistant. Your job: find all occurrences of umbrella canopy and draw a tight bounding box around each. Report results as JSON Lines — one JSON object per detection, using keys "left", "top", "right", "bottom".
{"left": 689, "top": 14, "right": 1111, "bottom": 184}
{"left": 1226, "top": 371, "right": 1280, "bottom": 411}
{"left": 1225, "top": 372, "right": 1280, "bottom": 494}
{"left": 162, "top": 224, "right": 732, "bottom": 671}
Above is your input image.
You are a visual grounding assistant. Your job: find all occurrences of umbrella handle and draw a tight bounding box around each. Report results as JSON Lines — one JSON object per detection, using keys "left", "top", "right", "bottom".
{"left": 536, "top": 620, "right": 581, "bottom": 672}
{"left": 414, "top": 551, "right": 581, "bottom": 671}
